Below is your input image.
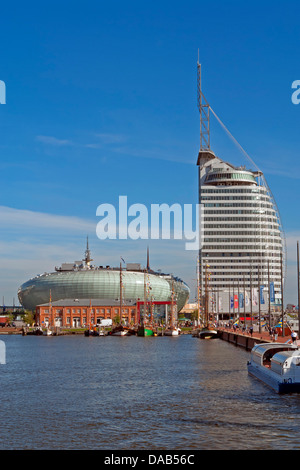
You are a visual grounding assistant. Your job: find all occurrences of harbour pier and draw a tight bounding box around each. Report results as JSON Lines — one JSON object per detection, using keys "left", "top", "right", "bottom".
{"left": 217, "top": 327, "right": 292, "bottom": 351}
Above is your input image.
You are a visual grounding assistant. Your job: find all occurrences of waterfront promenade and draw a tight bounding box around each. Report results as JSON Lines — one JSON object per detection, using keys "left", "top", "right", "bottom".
{"left": 0, "top": 324, "right": 297, "bottom": 354}
{"left": 0, "top": 326, "right": 23, "bottom": 334}
{"left": 217, "top": 326, "right": 295, "bottom": 351}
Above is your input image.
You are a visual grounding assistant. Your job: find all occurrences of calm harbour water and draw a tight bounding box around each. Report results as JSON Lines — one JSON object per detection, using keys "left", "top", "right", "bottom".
{"left": 0, "top": 333, "right": 300, "bottom": 450}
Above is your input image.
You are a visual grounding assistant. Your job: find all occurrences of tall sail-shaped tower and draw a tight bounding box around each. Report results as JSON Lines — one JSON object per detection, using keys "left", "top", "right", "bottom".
{"left": 196, "top": 61, "right": 285, "bottom": 319}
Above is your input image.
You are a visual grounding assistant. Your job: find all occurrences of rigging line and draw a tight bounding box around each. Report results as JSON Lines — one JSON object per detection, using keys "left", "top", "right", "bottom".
{"left": 209, "top": 106, "right": 261, "bottom": 173}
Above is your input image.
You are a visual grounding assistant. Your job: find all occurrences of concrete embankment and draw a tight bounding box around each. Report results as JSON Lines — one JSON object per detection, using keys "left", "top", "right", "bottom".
{"left": 0, "top": 327, "right": 23, "bottom": 335}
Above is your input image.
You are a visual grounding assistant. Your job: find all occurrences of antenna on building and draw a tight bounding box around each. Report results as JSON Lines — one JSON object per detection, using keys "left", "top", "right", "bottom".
{"left": 196, "top": 54, "right": 215, "bottom": 166}
{"left": 197, "top": 53, "right": 210, "bottom": 151}
{"left": 84, "top": 236, "right": 93, "bottom": 267}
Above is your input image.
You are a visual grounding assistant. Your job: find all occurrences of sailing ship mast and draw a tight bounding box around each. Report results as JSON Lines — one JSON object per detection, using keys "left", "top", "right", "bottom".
{"left": 197, "top": 257, "right": 201, "bottom": 326}
{"left": 197, "top": 56, "right": 215, "bottom": 327}
{"left": 120, "top": 262, "right": 123, "bottom": 324}
{"left": 49, "top": 289, "right": 53, "bottom": 328}
{"left": 170, "top": 281, "right": 174, "bottom": 329}
{"left": 143, "top": 269, "right": 147, "bottom": 327}
{"left": 205, "top": 264, "right": 209, "bottom": 327}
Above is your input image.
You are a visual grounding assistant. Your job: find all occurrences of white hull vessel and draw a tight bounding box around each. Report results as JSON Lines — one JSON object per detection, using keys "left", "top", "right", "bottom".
{"left": 43, "top": 328, "right": 53, "bottom": 336}
{"left": 164, "top": 327, "right": 180, "bottom": 336}
{"left": 111, "top": 330, "right": 130, "bottom": 336}
{"left": 247, "top": 342, "right": 300, "bottom": 393}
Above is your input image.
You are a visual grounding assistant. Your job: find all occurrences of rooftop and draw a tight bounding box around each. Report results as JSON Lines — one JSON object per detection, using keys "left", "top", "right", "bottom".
{"left": 37, "top": 298, "right": 137, "bottom": 308}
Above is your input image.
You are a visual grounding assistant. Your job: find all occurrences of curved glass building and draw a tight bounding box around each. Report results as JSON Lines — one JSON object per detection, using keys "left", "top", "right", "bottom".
{"left": 18, "top": 243, "right": 190, "bottom": 313}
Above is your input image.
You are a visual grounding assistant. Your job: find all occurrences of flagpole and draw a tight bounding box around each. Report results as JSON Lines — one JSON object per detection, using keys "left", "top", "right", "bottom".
{"left": 250, "top": 268, "right": 253, "bottom": 327}
{"left": 268, "top": 259, "right": 271, "bottom": 330}
{"left": 258, "top": 264, "right": 261, "bottom": 334}
{"left": 281, "top": 251, "right": 284, "bottom": 337}
{"left": 238, "top": 280, "right": 240, "bottom": 324}
{"left": 228, "top": 285, "right": 231, "bottom": 320}
{"left": 120, "top": 263, "right": 123, "bottom": 325}
{"left": 297, "top": 241, "right": 300, "bottom": 337}
{"left": 232, "top": 280, "right": 235, "bottom": 323}
{"left": 243, "top": 274, "right": 246, "bottom": 330}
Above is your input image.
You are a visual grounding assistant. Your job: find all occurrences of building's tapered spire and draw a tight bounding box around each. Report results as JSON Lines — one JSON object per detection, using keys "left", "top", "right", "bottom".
{"left": 147, "top": 246, "right": 150, "bottom": 271}
{"left": 196, "top": 58, "right": 216, "bottom": 166}
{"left": 84, "top": 236, "right": 93, "bottom": 266}
{"left": 197, "top": 58, "right": 210, "bottom": 151}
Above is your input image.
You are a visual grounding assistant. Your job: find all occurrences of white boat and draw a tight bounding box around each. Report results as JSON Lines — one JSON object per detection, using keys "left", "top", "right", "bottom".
{"left": 111, "top": 330, "right": 130, "bottom": 336}
{"left": 43, "top": 327, "right": 53, "bottom": 336}
{"left": 164, "top": 327, "right": 180, "bottom": 336}
{"left": 247, "top": 342, "right": 300, "bottom": 393}
{"left": 109, "top": 325, "right": 133, "bottom": 336}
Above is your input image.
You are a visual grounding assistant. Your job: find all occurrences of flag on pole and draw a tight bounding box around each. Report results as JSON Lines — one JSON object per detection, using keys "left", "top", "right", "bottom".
{"left": 270, "top": 282, "right": 275, "bottom": 303}
{"left": 260, "top": 286, "right": 265, "bottom": 304}
{"left": 252, "top": 288, "right": 258, "bottom": 306}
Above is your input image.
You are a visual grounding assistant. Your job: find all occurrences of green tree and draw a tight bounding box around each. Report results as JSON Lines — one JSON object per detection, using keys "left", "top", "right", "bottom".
{"left": 23, "top": 311, "right": 35, "bottom": 326}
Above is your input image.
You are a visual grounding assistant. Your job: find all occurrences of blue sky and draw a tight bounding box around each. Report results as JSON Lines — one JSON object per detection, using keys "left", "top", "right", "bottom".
{"left": 0, "top": 0, "right": 300, "bottom": 305}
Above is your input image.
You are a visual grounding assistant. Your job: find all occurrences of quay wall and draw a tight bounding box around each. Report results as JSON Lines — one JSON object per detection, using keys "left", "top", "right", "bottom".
{"left": 217, "top": 329, "right": 267, "bottom": 351}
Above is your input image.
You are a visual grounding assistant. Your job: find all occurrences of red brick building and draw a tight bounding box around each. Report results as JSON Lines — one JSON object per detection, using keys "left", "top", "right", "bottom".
{"left": 36, "top": 298, "right": 137, "bottom": 328}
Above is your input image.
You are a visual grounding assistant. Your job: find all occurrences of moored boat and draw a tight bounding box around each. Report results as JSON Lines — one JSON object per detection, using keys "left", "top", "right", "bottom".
{"left": 137, "top": 269, "right": 157, "bottom": 337}
{"left": 163, "top": 281, "right": 179, "bottom": 336}
{"left": 198, "top": 263, "right": 218, "bottom": 339}
{"left": 22, "top": 326, "right": 44, "bottom": 336}
{"left": 164, "top": 326, "right": 180, "bottom": 336}
{"left": 84, "top": 328, "right": 102, "bottom": 336}
{"left": 109, "top": 325, "right": 133, "bottom": 336}
{"left": 43, "top": 327, "right": 53, "bottom": 336}
{"left": 198, "top": 326, "right": 218, "bottom": 339}
{"left": 247, "top": 342, "right": 300, "bottom": 393}
{"left": 137, "top": 325, "right": 154, "bottom": 337}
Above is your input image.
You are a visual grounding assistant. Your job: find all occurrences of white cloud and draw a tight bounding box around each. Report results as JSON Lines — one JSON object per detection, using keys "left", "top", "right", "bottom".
{"left": 36, "top": 135, "right": 73, "bottom": 146}
{"left": 0, "top": 206, "right": 95, "bottom": 233}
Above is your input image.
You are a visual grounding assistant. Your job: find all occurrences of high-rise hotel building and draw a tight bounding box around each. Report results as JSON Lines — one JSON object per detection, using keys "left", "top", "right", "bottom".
{"left": 197, "top": 63, "right": 285, "bottom": 318}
